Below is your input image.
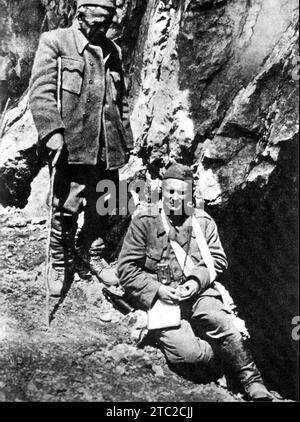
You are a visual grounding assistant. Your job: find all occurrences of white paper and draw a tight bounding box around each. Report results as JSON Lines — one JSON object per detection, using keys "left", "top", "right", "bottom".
{"left": 147, "top": 299, "right": 181, "bottom": 330}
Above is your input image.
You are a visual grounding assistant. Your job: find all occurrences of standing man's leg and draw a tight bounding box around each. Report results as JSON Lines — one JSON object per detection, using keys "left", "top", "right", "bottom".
{"left": 76, "top": 163, "right": 119, "bottom": 279}
{"left": 50, "top": 165, "right": 87, "bottom": 295}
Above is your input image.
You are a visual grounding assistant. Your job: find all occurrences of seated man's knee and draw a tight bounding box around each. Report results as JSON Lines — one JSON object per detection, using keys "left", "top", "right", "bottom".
{"left": 165, "top": 346, "right": 201, "bottom": 365}
{"left": 160, "top": 320, "right": 214, "bottom": 365}
{"left": 203, "top": 310, "right": 236, "bottom": 334}
{"left": 165, "top": 337, "right": 212, "bottom": 365}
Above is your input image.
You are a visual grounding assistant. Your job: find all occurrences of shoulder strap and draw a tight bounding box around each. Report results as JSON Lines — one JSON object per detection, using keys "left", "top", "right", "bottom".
{"left": 161, "top": 210, "right": 250, "bottom": 338}
{"left": 192, "top": 215, "right": 216, "bottom": 282}
{"left": 160, "top": 209, "right": 216, "bottom": 282}
{"left": 160, "top": 209, "right": 193, "bottom": 277}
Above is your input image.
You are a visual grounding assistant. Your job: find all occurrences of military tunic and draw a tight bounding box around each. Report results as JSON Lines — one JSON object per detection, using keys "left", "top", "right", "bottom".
{"left": 29, "top": 20, "right": 133, "bottom": 169}
{"left": 28, "top": 19, "right": 133, "bottom": 268}
{"left": 118, "top": 205, "right": 264, "bottom": 389}
{"left": 118, "top": 205, "right": 228, "bottom": 311}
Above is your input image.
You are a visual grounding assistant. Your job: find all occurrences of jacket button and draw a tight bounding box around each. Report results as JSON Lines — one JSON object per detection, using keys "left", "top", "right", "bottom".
{"left": 89, "top": 61, "right": 94, "bottom": 66}
{"left": 89, "top": 80, "right": 93, "bottom": 84}
{"left": 83, "top": 113, "right": 88, "bottom": 118}
{"left": 87, "top": 99, "right": 91, "bottom": 103}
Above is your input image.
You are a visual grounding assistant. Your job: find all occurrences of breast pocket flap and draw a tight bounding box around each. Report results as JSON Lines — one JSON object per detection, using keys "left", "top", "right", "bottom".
{"left": 145, "top": 248, "right": 161, "bottom": 272}
{"left": 61, "top": 57, "right": 84, "bottom": 95}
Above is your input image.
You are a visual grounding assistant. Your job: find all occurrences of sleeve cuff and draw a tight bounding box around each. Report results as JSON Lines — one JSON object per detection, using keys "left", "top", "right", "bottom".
{"left": 139, "top": 279, "right": 161, "bottom": 310}
{"left": 189, "top": 266, "right": 211, "bottom": 293}
{"left": 39, "top": 123, "right": 65, "bottom": 142}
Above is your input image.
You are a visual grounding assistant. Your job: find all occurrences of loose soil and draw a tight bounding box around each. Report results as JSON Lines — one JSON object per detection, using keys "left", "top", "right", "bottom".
{"left": 0, "top": 209, "right": 280, "bottom": 402}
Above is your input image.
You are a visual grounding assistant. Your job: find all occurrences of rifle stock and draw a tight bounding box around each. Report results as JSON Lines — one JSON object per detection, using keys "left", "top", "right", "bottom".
{"left": 102, "top": 287, "right": 134, "bottom": 315}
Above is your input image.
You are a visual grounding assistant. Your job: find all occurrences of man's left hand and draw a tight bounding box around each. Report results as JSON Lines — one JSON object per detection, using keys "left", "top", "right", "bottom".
{"left": 176, "top": 279, "right": 200, "bottom": 301}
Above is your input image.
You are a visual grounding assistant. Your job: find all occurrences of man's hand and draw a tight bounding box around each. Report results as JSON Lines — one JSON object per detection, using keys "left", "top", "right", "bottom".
{"left": 100, "top": 267, "right": 119, "bottom": 287}
{"left": 175, "top": 279, "right": 200, "bottom": 301}
{"left": 158, "top": 285, "right": 179, "bottom": 305}
{"left": 46, "top": 132, "right": 64, "bottom": 164}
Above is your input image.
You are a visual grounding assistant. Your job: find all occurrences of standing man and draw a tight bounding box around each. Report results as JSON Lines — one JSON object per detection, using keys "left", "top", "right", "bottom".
{"left": 29, "top": 0, "right": 133, "bottom": 296}
{"left": 118, "top": 163, "right": 273, "bottom": 401}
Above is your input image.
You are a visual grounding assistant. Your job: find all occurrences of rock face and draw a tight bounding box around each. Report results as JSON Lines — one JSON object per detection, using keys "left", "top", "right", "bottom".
{"left": 129, "top": 0, "right": 298, "bottom": 193}
{"left": 0, "top": 0, "right": 147, "bottom": 209}
{"left": 0, "top": 0, "right": 146, "bottom": 109}
{"left": 0, "top": 0, "right": 45, "bottom": 110}
{"left": 0, "top": 0, "right": 299, "bottom": 399}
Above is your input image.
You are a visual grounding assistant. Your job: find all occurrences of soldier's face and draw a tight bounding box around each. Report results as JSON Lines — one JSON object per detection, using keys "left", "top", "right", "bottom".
{"left": 79, "top": 6, "right": 115, "bottom": 40}
{"left": 162, "top": 179, "right": 193, "bottom": 216}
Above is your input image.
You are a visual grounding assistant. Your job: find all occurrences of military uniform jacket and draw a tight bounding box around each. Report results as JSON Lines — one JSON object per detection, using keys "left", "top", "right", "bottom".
{"left": 29, "top": 20, "right": 133, "bottom": 169}
{"left": 118, "top": 206, "right": 228, "bottom": 311}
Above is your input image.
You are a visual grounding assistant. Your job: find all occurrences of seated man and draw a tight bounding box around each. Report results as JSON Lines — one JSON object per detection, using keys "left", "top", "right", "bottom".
{"left": 118, "top": 162, "right": 273, "bottom": 401}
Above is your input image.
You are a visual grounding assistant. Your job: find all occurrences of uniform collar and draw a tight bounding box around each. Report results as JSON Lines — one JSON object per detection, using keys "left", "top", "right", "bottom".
{"left": 157, "top": 212, "right": 166, "bottom": 237}
{"left": 157, "top": 209, "right": 194, "bottom": 245}
{"left": 72, "top": 20, "right": 89, "bottom": 55}
{"left": 72, "top": 19, "right": 117, "bottom": 61}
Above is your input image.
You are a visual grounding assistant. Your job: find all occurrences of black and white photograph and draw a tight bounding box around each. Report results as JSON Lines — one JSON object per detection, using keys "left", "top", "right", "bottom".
{"left": 0, "top": 0, "right": 299, "bottom": 406}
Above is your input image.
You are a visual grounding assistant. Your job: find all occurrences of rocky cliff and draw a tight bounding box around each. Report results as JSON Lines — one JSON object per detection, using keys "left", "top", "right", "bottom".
{"left": 0, "top": 0, "right": 299, "bottom": 399}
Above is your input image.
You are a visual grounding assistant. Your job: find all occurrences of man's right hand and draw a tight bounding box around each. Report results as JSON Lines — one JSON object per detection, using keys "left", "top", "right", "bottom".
{"left": 99, "top": 267, "right": 119, "bottom": 287}
{"left": 46, "top": 132, "right": 64, "bottom": 162}
{"left": 158, "top": 285, "right": 179, "bottom": 305}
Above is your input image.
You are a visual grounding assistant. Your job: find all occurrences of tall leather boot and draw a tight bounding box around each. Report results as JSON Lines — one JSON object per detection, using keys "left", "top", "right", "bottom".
{"left": 222, "top": 336, "right": 273, "bottom": 401}
{"left": 51, "top": 224, "right": 76, "bottom": 270}
{"left": 75, "top": 238, "right": 105, "bottom": 281}
{"left": 49, "top": 213, "right": 76, "bottom": 294}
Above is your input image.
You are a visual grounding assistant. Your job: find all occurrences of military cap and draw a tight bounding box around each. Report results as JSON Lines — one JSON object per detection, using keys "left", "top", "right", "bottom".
{"left": 77, "top": 0, "right": 116, "bottom": 9}
{"left": 162, "top": 163, "right": 194, "bottom": 181}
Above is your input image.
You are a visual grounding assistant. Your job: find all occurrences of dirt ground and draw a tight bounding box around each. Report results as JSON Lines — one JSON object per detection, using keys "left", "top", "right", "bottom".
{"left": 0, "top": 208, "right": 284, "bottom": 403}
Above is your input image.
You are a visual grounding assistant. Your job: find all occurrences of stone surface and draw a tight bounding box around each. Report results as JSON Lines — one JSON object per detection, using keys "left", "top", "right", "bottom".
{"left": 0, "top": 95, "right": 41, "bottom": 208}
{"left": 126, "top": 2, "right": 299, "bottom": 399}
{"left": 0, "top": 0, "right": 298, "bottom": 400}
{"left": 22, "top": 166, "right": 49, "bottom": 219}
{"left": 0, "top": 0, "right": 146, "bottom": 209}
{"left": 129, "top": 0, "right": 298, "bottom": 202}
{"left": 0, "top": 0, "right": 45, "bottom": 109}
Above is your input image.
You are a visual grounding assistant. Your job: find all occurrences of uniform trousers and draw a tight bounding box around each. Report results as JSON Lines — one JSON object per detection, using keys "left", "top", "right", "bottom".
{"left": 50, "top": 162, "right": 119, "bottom": 269}
{"left": 152, "top": 295, "right": 264, "bottom": 388}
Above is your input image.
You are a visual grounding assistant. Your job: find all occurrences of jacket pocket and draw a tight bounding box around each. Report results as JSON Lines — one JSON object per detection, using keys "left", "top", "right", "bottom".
{"left": 61, "top": 57, "right": 84, "bottom": 95}
{"left": 145, "top": 248, "right": 161, "bottom": 273}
